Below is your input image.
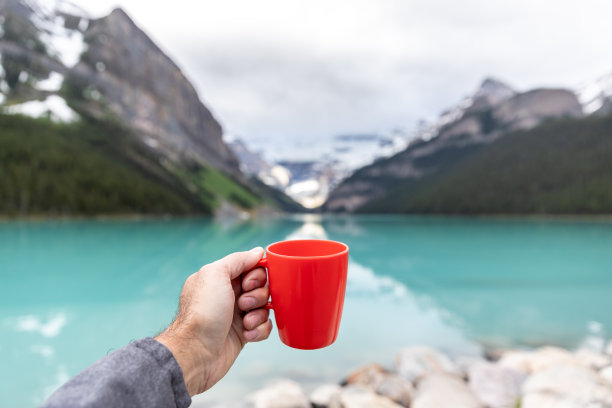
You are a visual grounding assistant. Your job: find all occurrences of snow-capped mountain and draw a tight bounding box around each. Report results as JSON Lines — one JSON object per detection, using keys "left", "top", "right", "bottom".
{"left": 576, "top": 71, "right": 612, "bottom": 115}
{"left": 230, "top": 129, "right": 413, "bottom": 208}
{"left": 325, "top": 78, "right": 583, "bottom": 212}
{"left": 0, "top": 0, "right": 300, "bottom": 214}
{"left": 418, "top": 77, "right": 516, "bottom": 141}
{"left": 0, "top": 0, "right": 243, "bottom": 178}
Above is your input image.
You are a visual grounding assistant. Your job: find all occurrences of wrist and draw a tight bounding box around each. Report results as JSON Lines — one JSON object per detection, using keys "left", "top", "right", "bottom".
{"left": 155, "top": 328, "right": 211, "bottom": 396}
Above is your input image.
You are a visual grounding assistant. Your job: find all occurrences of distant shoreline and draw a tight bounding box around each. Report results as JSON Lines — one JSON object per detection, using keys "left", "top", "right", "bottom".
{"left": 3, "top": 212, "right": 612, "bottom": 222}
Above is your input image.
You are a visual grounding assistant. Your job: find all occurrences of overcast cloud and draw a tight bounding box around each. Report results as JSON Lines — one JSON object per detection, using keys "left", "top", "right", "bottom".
{"left": 73, "top": 0, "right": 612, "bottom": 145}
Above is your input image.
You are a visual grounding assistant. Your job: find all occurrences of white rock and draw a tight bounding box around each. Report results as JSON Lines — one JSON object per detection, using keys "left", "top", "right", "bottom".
{"left": 498, "top": 346, "right": 577, "bottom": 374}
{"left": 455, "top": 355, "right": 487, "bottom": 378}
{"left": 575, "top": 348, "right": 611, "bottom": 370}
{"left": 192, "top": 393, "right": 253, "bottom": 408}
{"left": 521, "top": 392, "right": 571, "bottom": 408}
{"left": 605, "top": 340, "right": 612, "bottom": 356}
{"left": 374, "top": 373, "right": 414, "bottom": 407}
{"left": 345, "top": 363, "right": 387, "bottom": 386}
{"left": 599, "top": 366, "right": 612, "bottom": 386}
{"left": 2, "top": 95, "right": 78, "bottom": 122}
{"left": 412, "top": 373, "right": 483, "bottom": 408}
{"left": 522, "top": 363, "right": 612, "bottom": 407}
{"left": 467, "top": 361, "right": 524, "bottom": 408}
{"left": 395, "top": 346, "right": 460, "bottom": 382}
{"left": 246, "top": 380, "right": 310, "bottom": 408}
{"left": 329, "top": 385, "right": 403, "bottom": 408}
{"left": 310, "top": 384, "right": 341, "bottom": 407}
{"left": 344, "top": 363, "right": 413, "bottom": 406}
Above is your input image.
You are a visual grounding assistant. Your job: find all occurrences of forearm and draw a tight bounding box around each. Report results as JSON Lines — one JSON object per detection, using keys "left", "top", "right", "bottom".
{"left": 41, "top": 338, "right": 191, "bottom": 408}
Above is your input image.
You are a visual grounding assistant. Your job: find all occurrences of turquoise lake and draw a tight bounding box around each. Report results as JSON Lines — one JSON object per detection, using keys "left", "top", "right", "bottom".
{"left": 2, "top": 215, "right": 612, "bottom": 407}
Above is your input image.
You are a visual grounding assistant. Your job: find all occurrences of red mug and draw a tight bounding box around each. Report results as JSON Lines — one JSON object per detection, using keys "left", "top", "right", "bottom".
{"left": 256, "top": 239, "right": 349, "bottom": 350}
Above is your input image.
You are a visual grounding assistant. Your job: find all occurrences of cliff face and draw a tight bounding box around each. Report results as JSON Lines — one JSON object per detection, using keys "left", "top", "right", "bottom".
{"left": 0, "top": 0, "right": 300, "bottom": 214}
{"left": 0, "top": 0, "right": 239, "bottom": 176}
{"left": 324, "top": 82, "right": 584, "bottom": 213}
{"left": 67, "top": 8, "right": 242, "bottom": 179}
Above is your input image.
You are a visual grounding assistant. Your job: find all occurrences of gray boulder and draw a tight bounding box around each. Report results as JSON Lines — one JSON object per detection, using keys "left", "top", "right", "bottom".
{"left": 522, "top": 363, "right": 612, "bottom": 408}
{"left": 395, "top": 346, "right": 460, "bottom": 383}
{"left": 412, "top": 373, "right": 483, "bottom": 408}
{"left": 467, "top": 361, "right": 524, "bottom": 408}
{"left": 329, "top": 385, "right": 403, "bottom": 408}
{"left": 575, "top": 348, "right": 611, "bottom": 370}
{"left": 310, "top": 384, "right": 342, "bottom": 408}
{"left": 344, "top": 363, "right": 413, "bottom": 407}
{"left": 245, "top": 380, "right": 310, "bottom": 408}
{"left": 600, "top": 366, "right": 612, "bottom": 386}
{"left": 498, "top": 346, "right": 577, "bottom": 374}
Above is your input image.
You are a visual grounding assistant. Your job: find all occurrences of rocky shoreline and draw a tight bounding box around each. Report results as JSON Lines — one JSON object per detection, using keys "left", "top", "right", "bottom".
{"left": 206, "top": 340, "right": 612, "bottom": 408}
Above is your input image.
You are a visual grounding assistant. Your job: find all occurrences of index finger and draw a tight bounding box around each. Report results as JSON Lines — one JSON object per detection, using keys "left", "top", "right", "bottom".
{"left": 208, "top": 247, "right": 264, "bottom": 280}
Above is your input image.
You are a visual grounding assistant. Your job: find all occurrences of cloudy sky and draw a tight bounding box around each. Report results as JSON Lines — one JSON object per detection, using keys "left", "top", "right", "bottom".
{"left": 73, "top": 0, "right": 612, "bottom": 145}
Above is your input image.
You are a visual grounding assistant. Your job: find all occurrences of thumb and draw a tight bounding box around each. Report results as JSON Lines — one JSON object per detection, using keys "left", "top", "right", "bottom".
{"left": 212, "top": 247, "right": 264, "bottom": 280}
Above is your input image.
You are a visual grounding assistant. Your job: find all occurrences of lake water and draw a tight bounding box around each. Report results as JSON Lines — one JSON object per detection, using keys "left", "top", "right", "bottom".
{"left": 2, "top": 215, "right": 612, "bottom": 407}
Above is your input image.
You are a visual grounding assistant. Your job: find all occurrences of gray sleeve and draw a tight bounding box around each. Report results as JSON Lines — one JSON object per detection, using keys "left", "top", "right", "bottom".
{"left": 41, "top": 337, "right": 191, "bottom": 408}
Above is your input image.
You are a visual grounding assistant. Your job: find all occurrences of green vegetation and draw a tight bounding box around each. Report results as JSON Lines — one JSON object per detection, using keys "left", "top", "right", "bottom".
{"left": 0, "top": 114, "right": 207, "bottom": 215}
{"left": 360, "top": 114, "right": 612, "bottom": 214}
{"left": 172, "top": 164, "right": 262, "bottom": 210}
{"left": 0, "top": 113, "right": 292, "bottom": 216}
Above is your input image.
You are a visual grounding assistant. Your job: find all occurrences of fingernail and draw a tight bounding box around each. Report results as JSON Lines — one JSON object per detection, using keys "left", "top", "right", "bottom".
{"left": 249, "top": 247, "right": 263, "bottom": 254}
{"left": 243, "top": 296, "right": 256, "bottom": 309}
{"left": 245, "top": 330, "right": 257, "bottom": 340}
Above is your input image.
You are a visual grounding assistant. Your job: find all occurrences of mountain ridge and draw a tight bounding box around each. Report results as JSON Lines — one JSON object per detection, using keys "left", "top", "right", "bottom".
{"left": 324, "top": 79, "right": 588, "bottom": 213}
{"left": 0, "top": 0, "right": 300, "bottom": 215}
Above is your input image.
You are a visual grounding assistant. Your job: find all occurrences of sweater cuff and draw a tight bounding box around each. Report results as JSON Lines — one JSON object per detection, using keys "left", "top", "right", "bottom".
{"left": 134, "top": 337, "right": 192, "bottom": 408}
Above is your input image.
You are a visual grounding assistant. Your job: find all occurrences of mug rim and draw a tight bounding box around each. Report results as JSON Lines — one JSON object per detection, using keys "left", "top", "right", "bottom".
{"left": 266, "top": 239, "right": 349, "bottom": 260}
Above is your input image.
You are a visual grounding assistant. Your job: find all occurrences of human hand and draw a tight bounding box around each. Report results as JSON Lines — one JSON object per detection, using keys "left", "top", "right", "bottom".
{"left": 155, "top": 247, "right": 272, "bottom": 396}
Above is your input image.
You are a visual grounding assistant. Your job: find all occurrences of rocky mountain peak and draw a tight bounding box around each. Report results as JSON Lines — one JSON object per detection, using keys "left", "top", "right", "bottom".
{"left": 472, "top": 76, "right": 515, "bottom": 107}
{"left": 418, "top": 77, "right": 515, "bottom": 141}
{"left": 68, "top": 2, "right": 242, "bottom": 178}
{"left": 325, "top": 80, "right": 583, "bottom": 212}
{"left": 108, "top": 7, "right": 130, "bottom": 20}
{"left": 0, "top": 0, "right": 243, "bottom": 179}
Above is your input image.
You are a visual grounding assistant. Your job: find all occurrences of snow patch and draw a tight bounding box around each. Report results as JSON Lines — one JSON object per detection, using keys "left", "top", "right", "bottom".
{"left": 286, "top": 179, "right": 321, "bottom": 196}
{"left": 23, "top": 0, "right": 88, "bottom": 67}
{"left": 36, "top": 71, "right": 64, "bottom": 92}
{"left": 285, "top": 178, "right": 327, "bottom": 208}
{"left": 78, "top": 18, "right": 89, "bottom": 31}
{"left": 576, "top": 72, "right": 612, "bottom": 115}
{"left": 144, "top": 136, "right": 159, "bottom": 149}
{"left": 3, "top": 95, "right": 78, "bottom": 122}
{"left": 18, "top": 71, "right": 30, "bottom": 83}
{"left": 0, "top": 53, "right": 7, "bottom": 103}
{"left": 40, "top": 20, "right": 86, "bottom": 67}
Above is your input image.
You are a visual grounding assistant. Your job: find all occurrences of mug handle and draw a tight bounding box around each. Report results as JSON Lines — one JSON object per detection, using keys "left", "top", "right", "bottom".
{"left": 256, "top": 257, "right": 273, "bottom": 310}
